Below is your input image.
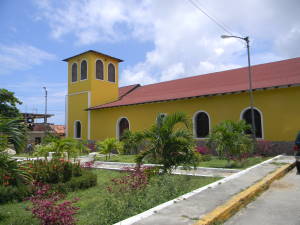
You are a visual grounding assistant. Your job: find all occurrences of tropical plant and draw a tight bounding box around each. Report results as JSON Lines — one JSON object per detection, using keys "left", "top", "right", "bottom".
{"left": 0, "top": 152, "right": 32, "bottom": 186}
{"left": 96, "top": 138, "right": 123, "bottom": 160}
{"left": 121, "top": 130, "right": 145, "bottom": 155}
{"left": 0, "top": 117, "right": 27, "bottom": 153}
{"left": 136, "top": 112, "right": 198, "bottom": 173}
{"left": 206, "top": 120, "right": 254, "bottom": 162}
{"left": 34, "top": 138, "right": 88, "bottom": 160}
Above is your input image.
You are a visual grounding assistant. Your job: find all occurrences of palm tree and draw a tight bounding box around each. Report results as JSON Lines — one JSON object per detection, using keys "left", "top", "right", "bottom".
{"left": 207, "top": 120, "right": 254, "bottom": 163}
{"left": 0, "top": 117, "right": 27, "bottom": 153}
{"left": 96, "top": 138, "right": 123, "bottom": 160}
{"left": 136, "top": 112, "right": 198, "bottom": 173}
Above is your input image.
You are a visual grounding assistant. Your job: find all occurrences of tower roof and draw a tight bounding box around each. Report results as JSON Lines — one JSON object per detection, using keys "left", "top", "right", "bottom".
{"left": 62, "top": 50, "right": 123, "bottom": 62}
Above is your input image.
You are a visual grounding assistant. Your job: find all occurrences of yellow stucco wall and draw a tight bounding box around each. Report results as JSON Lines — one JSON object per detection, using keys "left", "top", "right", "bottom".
{"left": 90, "top": 86, "right": 300, "bottom": 142}
{"left": 66, "top": 51, "right": 120, "bottom": 139}
{"left": 68, "top": 92, "right": 89, "bottom": 139}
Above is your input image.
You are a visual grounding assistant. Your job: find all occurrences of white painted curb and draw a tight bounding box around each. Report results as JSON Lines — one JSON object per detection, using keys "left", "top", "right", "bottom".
{"left": 114, "top": 155, "right": 282, "bottom": 225}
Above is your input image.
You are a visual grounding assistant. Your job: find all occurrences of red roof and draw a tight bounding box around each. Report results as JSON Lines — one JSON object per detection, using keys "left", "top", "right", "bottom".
{"left": 89, "top": 57, "right": 300, "bottom": 110}
{"left": 50, "top": 125, "right": 65, "bottom": 135}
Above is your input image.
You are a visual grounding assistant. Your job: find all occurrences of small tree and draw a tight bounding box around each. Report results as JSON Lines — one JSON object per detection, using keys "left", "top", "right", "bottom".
{"left": 96, "top": 138, "right": 123, "bottom": 160}
{"left": 207, "top": 120, "right": 254, "bottom": 163}
{"left": 34, "top": 138, "right": 87, "bottom": 161}
{"left": 136, "top": 112, "right": 198, "bottom": 173}
{"left": 121, "top": 130, "right": 145, "bottom": 155}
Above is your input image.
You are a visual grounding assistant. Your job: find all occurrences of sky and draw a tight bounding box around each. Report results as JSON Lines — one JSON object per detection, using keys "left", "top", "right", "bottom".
{"left": 1, "top": 0, "right": 300, "bottom": 125}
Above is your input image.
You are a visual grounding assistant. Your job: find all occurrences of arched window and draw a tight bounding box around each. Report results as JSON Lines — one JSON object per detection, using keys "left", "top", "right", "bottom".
{"left": 81, "top": 60, "right": 87, "bottom": 80}
{"left": 74, "top": 121, "right": 81, "bottom": 138}
{"left": 118, "top": 118, "right": 129, "bottom": 139}
{"left": 96, "top": 60, "right": 104, "bottom": 80}
{"left": 108, "top": 63, "right": 115, "bottom": 82}
{"left": 241, "top": 108, "right": 263, "bottom": 138}
{"left": 194, "top": 111, "right": 210, "bottom": 138}
{"left": 71, "top": 63, "right": 77, "bottom": 82}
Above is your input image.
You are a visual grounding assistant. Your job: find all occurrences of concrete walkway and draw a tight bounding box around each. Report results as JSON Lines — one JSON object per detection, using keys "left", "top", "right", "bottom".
{"left": 115, "top": 155, "right": 294, "bottom": 225}
{"left": 92, "top": 161, "right": 240, "bottom": 177}
{"left": 224, "top": 167, "right": 300, "bottom": 225}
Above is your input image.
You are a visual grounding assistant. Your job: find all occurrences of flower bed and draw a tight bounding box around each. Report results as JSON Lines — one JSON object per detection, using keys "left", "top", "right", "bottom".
{"left": 0, "top": 169, "right": 220, "bottom": 225}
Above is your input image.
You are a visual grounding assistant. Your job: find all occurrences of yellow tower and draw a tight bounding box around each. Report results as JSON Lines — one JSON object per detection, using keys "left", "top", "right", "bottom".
{"left": 63, "top": 50, "right": 123, "bottom": 140}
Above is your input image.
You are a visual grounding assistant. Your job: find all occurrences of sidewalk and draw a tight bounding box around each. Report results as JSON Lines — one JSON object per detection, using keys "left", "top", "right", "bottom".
{"left": 115, "top": 155, "right": 294, "bottom": 225}
{"left": 92, "top": 161, "right": 240, "bottom": 177}
{"left": 224, "top": 167, "right": 300, "bottom": 225}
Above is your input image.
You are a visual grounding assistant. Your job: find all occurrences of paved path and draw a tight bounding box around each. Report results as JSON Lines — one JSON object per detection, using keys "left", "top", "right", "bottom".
{"left": 115, "top": 156, "right": 294, "bottom": 225}
{"left": 224, "top": 167, "right": 300, "bottom": 225}
{"left": 92, "top": 161, "right": 240, "bottom": 177}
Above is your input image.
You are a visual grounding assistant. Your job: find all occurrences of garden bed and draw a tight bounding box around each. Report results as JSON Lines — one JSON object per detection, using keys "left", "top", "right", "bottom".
{"left": 0, "top": 169, "right": 220, "bottom": 225}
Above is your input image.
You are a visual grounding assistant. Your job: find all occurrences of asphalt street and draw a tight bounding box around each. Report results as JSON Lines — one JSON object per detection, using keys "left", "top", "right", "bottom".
{"left": 225, "top": 167, "right": 300, "bottom": 225}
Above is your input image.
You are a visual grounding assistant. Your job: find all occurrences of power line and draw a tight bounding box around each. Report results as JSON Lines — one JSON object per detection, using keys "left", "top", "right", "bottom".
{"left": 187, "top": 0, "right": 234, "bottom": 36}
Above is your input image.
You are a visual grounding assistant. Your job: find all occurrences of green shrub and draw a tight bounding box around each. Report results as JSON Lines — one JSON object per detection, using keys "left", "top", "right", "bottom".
{"left": 0, "top": 185, "right": 32, "bottom": 204}
{"left": 29, "top": 159, "right": 82, "bottom": 184}
{"left": 53, "top": 170, "right": 97, "bottom": 193}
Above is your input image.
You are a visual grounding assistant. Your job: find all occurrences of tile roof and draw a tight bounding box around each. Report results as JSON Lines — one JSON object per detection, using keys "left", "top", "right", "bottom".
{"left": 89, "top": 57, "right": 300, "bottom": 110}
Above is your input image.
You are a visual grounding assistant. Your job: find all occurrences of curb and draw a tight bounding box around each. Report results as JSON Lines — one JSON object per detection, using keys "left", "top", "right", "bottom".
{"left": 194, "top": 161, "right": 296, "bottom": 225}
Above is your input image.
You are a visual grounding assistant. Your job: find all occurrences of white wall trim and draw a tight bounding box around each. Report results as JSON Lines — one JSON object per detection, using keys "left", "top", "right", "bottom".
{"left": 240, "top": 106, "right": 264, "bottom": 139}
{"left": 68, "top": 91, "right": 89, "bottom": 96}
{"left": 116, "top": 117, "right": 130, "bottom": 140}
{"left": 80, "top": 59, "right": 88, "bottom": 81}
{"left": 95, "top": 58, "right": 104, "bottom": 80}
{"left": 88, "top": 91, "right": 91, "bottom": 140}
{"left": 65, "top": 95, "right": 68, "bottom": 137}
{"left": 192, "top": 110, "right": 211, "bottom": 139}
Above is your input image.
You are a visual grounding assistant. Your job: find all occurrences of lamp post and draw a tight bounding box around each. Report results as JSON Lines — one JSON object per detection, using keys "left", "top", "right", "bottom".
{"left": 43, "top": 87, "right": 48, "bottom": 135}
{"left": 221, "top": 35, "right": 256, "bottom": 139}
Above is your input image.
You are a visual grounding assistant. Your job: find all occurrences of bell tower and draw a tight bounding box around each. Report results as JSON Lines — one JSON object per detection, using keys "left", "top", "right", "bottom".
{"left": 64, "top": 50, "right": 123, "bottom": 140}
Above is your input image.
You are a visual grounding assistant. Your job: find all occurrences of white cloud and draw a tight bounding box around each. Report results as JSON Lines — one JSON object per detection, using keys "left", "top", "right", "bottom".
{"left": 0, "top": 44, "right": 56, "bottom": 75}
{"left": 34, "top": 0, "right": 300, "bottom": 86}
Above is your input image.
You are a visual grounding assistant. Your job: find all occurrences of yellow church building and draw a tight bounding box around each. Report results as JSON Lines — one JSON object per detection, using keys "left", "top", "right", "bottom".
{"left": 64, "top": 50, "right": 300, "bottom": 145}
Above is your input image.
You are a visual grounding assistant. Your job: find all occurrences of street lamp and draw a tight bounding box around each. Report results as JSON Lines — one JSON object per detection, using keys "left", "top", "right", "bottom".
{"left": 221, "top": 35, "right": 256, "bottom": 139}
{"left": 43, "top": 87, "right": 48, "bottom": 135}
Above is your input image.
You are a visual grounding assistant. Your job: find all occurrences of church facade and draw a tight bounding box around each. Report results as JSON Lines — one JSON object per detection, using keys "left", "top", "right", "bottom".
{"left": 64, "top": 50, "right": 300, "bottom": 143}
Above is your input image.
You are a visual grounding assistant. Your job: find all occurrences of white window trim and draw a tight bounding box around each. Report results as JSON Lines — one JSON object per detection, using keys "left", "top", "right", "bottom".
{"left": 240, "top": 106, "right": 264, "bottom": 139}
{"left": 193, "top": 110, "right": 211, "bottom": 139}
{"left": 95, "top": 58, "right": 104, "bottom": 81}
{"left": 71, "top": 62, "right": 78, "bottom": 83}
{"left": 107, "top": 62, "right": 116, "bottom": 83}
{"left": 116, "top": 117, "right": 130, "bottom": 140}
{"left": 74, "top": 120, "right": 82, "bottom": 139}
{"left": 80, "top": 59, "right": 88, "bottom": 81}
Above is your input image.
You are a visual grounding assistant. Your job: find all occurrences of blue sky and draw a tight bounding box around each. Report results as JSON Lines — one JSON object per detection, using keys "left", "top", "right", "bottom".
{"left": 1, "top": 0, "right": 300, "bottom": 124}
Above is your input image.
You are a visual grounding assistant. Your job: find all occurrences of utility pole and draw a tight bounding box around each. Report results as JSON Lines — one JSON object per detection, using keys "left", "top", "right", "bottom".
{"left": 43, "top": 87, "right": 48, "bottom": 136}
{"left": 221, "top": 35, "right": 256, "bottom": 139}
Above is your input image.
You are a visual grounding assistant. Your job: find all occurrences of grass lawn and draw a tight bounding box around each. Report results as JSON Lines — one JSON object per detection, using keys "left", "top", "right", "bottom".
{"left": 95, "top": 154, "right": 137, "bottom": 163}
{"left": 96, "top": 154, "right": 269, "bottom": 169}
{"left": 0, "top": 170, "right": 220, "bottom": 225}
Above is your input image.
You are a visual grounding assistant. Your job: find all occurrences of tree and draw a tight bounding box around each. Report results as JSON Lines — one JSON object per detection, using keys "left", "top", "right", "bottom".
{"left": 0, "top": 88, "right": 22, "bottom": 118}
{"left": 136, "top": 112, "right": 198, "bottom": 173}
{"left": 0, "top": 117, "right": 27, "bottom": 153}
{"left": 207, "top": 120, "right": 254, "bottom": 162}
{"left": 96, "top": 138, "right": 123, "bottom": 160}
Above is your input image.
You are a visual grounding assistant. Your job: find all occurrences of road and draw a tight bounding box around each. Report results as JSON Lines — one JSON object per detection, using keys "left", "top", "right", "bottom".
{"left": 225, "top": 167, "right": 300, "bottom": 225}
